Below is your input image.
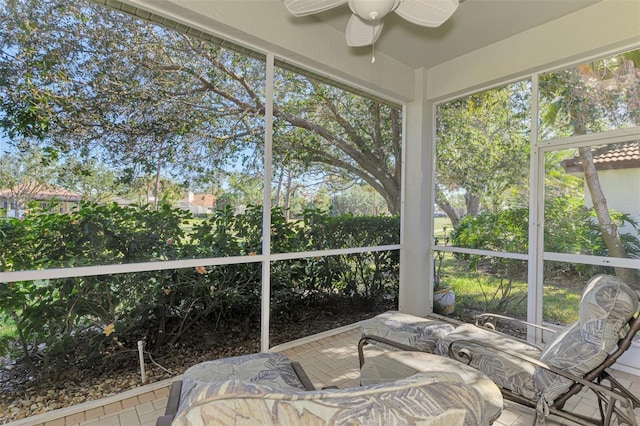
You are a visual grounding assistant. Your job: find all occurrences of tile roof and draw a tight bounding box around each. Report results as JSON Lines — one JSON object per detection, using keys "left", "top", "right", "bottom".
{"left": 561, "top": 141, "right": 640, "bottom": 173}
{"left": 0, "top": 183, "right": 82, "bottom": 202}
{"left": 179, "top": 193, "right": 215, "bottom": 207}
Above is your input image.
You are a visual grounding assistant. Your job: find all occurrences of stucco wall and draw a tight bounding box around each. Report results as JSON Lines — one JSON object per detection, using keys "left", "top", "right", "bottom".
{"left": 580, "top": 168, "right": 640, "bottom": 235}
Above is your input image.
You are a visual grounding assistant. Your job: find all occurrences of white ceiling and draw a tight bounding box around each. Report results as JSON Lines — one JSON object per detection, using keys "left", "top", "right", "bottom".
{"left": 291, "top": 0, "right": 601, "bottom": 68}
{"left": 124, "top": 0, "right": 635, "bottom": 102}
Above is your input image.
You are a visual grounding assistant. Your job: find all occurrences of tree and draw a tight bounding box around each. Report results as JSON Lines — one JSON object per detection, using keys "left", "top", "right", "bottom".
{"left": 121, "top": 175, "right": 186, "bottom": 207}
{"left": 0, "top": 0, "right": 250, "bottom": 207}
{"left": 330, "top": 184, "right": 388, "bottom": 216}
{"left": 435, "top": 82, "right": 531, "bottom": 226}
{"left": 0, "top": 146, "right": 57, "bottom": 217}
{"left": 0, "top": 0, "right": 402, "bottom": 215}
{"left": 222, "top": 172, "right": 264, "bottom": 209}
{"left": 540, "top": 49, "right": 640, "bottom": 286}
{"left": 272, "top": 77, "right": 401, "bottom": 214}
{"left": 55, "top": 158, "right": 125, "bottom": 204}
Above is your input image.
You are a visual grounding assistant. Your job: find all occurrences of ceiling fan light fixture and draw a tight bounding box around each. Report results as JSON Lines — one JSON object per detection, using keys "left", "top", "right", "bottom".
{"left": 348, "top": 0, "right": 400, "bottom": 21}
{"left": 284, "top": 0, "right": 460, "bottom": 49}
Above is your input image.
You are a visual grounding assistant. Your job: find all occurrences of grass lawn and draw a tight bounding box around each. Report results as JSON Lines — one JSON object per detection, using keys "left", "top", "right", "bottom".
{"left": 0, "top": 318, "right": 17, "bottom": 341}
{"left": 440, "top": 254, "right": 581, "bottom": 325}
{"left": 180, "top": 217, "right": 205, "bottom": 233}
{"left": 433, "top": 217, "right": 452, "bottom": 239}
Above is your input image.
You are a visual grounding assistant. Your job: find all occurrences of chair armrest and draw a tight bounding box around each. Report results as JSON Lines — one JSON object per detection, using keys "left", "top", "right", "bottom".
{"left": 291, "top": 361, "right": 316, "bottom": 391}
{"left": 164, "top": 380, "right": 182, "bottom": 416}
{"left": 447, "top": 339, "right": 630, "bottom": 405}
{"left": 360, "top": 334, "right": 425, "bottom": 352}
{"left": 155, "top": 415, "right": 174, "bottom": 426}
{"left": 156, "top": 380, "right": 182, "bottom": 425}
{"left": 475, "top": 313, "right": 557, "bottom": 335}
{"left": 453, "top": 317, "right": 546, "bottom": 350}
{"left": 358, "top": 335, "right": 423, "bottom": 367}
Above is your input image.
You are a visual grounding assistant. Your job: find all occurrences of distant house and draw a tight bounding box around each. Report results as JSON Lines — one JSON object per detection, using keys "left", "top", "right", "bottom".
{"left": 0, "top": 183, "right": 82, "bottom": 218}
{"left": 561, "top": 142, "right": 640, "bottom": 234}
{"left": 178, "top": 192, "right": 216, "bottom": 216}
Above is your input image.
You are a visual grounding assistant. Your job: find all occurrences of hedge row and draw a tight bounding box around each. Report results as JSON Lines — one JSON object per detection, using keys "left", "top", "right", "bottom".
{"left": 0, "top": 203, "right": 399, "bottom": 379}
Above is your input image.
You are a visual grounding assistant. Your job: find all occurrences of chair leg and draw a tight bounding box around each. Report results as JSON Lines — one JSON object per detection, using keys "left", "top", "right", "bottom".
{"left": 594, "top": 374, "right": 638, "bottom": 426}
{"left": 601, "top": 373, "right": 640, "bottom": 409}
{"left": 357, "top": 337, "right": 368, "bottom": 368}
{"left": 604, "top": 398, "right": 637, "bottom": 426}
{"left": 603, "top": 399, "right": 615, "bottom": 426}
{"left": 597, "top": 371, "right": 640, "bottom": 426}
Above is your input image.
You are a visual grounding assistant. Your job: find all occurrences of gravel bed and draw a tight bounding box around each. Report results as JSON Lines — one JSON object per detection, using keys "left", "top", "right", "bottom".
{"left": 0, "top": 311, "right": 378, "bottom": 424}
{"left": 0, "top": 340, "right": 257, "bottom": 424}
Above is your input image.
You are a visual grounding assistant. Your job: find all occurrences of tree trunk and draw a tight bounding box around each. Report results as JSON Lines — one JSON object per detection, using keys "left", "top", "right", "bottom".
{"left": 578, "top": 146, "right": 638, "bottom": 285}
{"left": 13, "top": 198, "right": 20, "bottom": 219}
{"left": 284, "top": 172, "right": 293, "bottom": 221}
{"left": 465, "top": 192, "right": 480, "bottom": 218}
{"left": 153, "top": 154, "right": 162, "bottom": 211}
{"left": 274, "top": 167, "right": 283, "bottom": 209}
{"left": 571, "top": 110, "right": 638, "bottom": 286}
{"left": 435, "top": 184, "right": 461, "bottom": 227}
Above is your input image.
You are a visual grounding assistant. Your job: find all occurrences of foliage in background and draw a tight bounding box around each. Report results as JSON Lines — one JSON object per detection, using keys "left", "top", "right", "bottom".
{"left": 447, "top": 198, "right": 640, "bottom": 317}
{"left": 0, "top": 203, "right": 399, "bottom": 380}
{"left": 435, "top": 81, "right": 531, "bottom": 226}
{"left": 1, "top": 197, "right": 636, "bottom": 380}
{"left": 539, "top": 50, "right": 640, "bottom": 286}
{"left": 452, "top": 197, "right": 640, "bottom": 265}
{"left": 0, "top": 0, "right": 402, "bottom": 216}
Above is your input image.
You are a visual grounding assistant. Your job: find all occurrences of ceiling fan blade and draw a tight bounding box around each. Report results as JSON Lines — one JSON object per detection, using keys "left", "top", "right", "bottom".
{"left": 345, "top": 14, "right": 384, "bottom": 47}
{"left": 284, "top": 0, "right": 347, "bottom": 16}
{"left": 394, "top": 0, "right": 459, "bottom": 27}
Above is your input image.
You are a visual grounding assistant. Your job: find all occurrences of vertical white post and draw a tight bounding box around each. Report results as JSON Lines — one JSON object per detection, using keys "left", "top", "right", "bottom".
{"left": 137, "top": 340, "right": 146, "bottom": 383}
{"left": 261, "top": 53, "right": 274, "bottom": 352}
{"left": 399, "top": 68, "right": 432, "bottom": 317}
{"left": 527, "top": 73, "right": 544, "bottom": 343}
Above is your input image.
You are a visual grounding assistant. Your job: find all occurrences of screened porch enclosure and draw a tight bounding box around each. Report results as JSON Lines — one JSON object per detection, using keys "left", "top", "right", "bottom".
{"left": 0, "top": 0, "right": 639, "bottom": 413}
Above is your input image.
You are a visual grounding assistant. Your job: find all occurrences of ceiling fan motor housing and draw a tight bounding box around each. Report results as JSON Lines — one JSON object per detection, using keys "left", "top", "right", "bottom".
{"left": 349, "top": 0, "right": 401, "bottom": 20}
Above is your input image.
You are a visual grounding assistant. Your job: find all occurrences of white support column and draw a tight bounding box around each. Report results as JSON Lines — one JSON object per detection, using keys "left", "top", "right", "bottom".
{"left": 261, "top": 53, "right": 274, "bottom": 352}
{"left": 398, "top": 68, "right": 434, "bottom": 317}
{"left": 527, "top": 73, "right": 544, "bottom": 343}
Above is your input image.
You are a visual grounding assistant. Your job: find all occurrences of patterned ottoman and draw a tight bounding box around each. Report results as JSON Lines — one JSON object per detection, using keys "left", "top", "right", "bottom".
{"left": 179, "top": 352, "right": 311, "bottom": 403}
{"left": 361, "top": 351, "right": 504, "bottom": 423}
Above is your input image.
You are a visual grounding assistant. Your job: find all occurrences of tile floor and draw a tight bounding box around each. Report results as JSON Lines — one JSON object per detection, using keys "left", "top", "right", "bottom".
{"left": 6, "top": 323, "right": 640, "bottom": 426}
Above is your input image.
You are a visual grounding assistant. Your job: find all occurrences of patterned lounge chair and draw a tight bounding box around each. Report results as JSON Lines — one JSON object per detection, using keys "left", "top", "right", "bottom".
{"left": 440, "top": 274, "right": 640, "bottom": 425}
{"left": 358, "top": 274, "right": 640, "bottom": 425}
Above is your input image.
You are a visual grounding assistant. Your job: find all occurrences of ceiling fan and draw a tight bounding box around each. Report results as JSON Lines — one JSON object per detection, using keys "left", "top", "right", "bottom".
{"left": 283, "top": 0, "right": 460, "bottom": 48}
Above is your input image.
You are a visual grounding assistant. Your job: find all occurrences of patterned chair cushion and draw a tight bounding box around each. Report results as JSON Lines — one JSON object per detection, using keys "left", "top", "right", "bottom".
{"left": 179, "top": 352, "right": 306, "bottom": 415}
{"left": 577, "top": 274, "right": 638, "bottom": 350}
{"left": 534, "top": 274, "right": 639, "bottom": 404}
{"left": 435, "top": 324, "right": 542, "bottom": 400}
{"left": 361, "top": 311, "right": 455, "bottom": 353}
{"left": 360, "top": 351, "right": 504, "bottom": 422}
{"left": 172, "top": 374, "right": 488, "bottom": 426}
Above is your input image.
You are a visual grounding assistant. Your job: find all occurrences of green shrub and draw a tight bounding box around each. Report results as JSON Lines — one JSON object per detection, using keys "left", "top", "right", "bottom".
{"left": 451, "top": 196, "right": 639, "bottom": 262}
{"left": 452, "top": 207, "right": 529, "bottom": 254}
{"left": 0, "top": 202, "right": 191, "bottom": 378}
{"left": 0, "top": 203, "right": 400, "bottom": 379}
